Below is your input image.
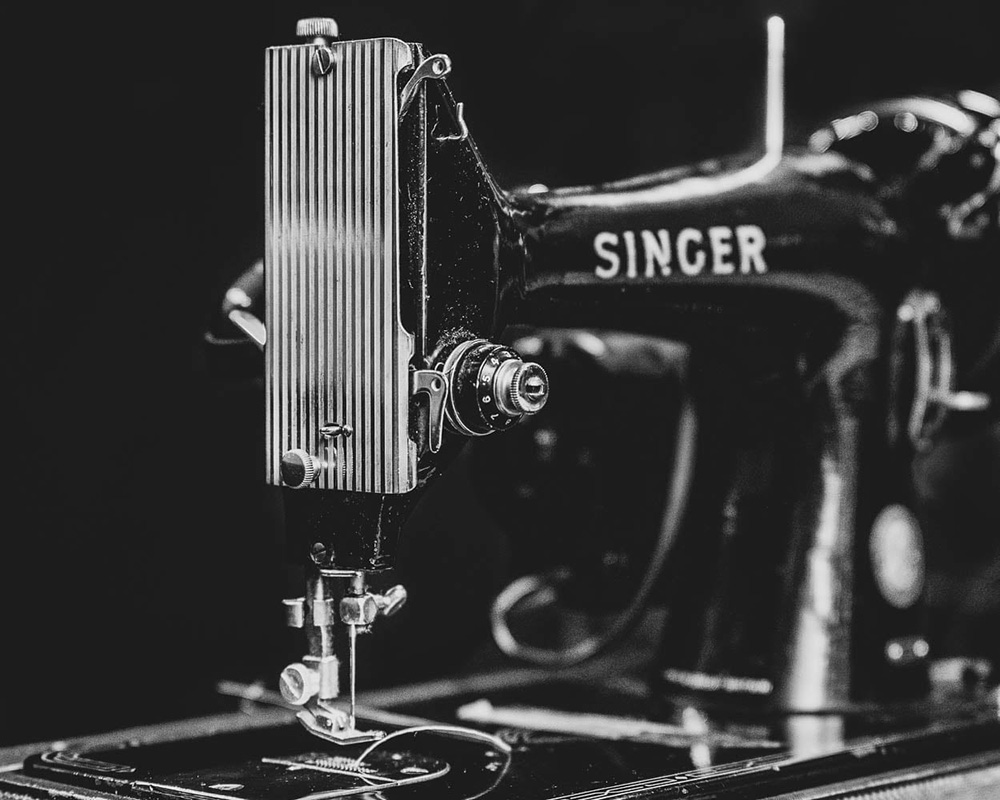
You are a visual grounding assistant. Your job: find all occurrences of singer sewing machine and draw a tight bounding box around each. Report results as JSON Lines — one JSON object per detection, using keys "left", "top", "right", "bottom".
{"left": 3, "top": 13, "right": 998, "bottom": 800}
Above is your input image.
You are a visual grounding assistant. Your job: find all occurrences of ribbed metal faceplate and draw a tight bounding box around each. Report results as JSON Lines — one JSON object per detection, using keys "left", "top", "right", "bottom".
{"left": 265, "top": 39, "right": 417, "bottom": 493}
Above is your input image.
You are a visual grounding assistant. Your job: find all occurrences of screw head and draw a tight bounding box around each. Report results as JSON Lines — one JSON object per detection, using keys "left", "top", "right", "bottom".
{"left": 309, "top": 542, "right": 329, "bottom": 565}
{"left": 312, "top": 47, "right": 335, "bottom": 77}
{"left": 279, "top": 662, "right": 319, "bottom": 706}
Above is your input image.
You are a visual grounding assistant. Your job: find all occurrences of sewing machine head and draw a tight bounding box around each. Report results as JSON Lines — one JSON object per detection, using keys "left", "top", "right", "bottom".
{"left": 260, "top": 17, "right": 553, "bottom": 743}
{"left": 244, "top": 13, "right": 997, "bottom": 746}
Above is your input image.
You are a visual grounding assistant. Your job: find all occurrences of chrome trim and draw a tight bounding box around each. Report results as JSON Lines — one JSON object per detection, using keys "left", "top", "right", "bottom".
{"left": 537, "top": 17, "right": 784, "bottom": 208}
{"left": 889, "top": 290, "right": 989, "bottom": 451}
{"left": 435, "top": 101, "right": 469, "bottom": 142}
{"left": 227, "top": 309, "right": 266, "bottom": 349}
{"left": 398, "top": 54, "right": 451, "bottom": 118}
{"left": 411, "top": 369, "right": 448, "bottom": 452}
{"left": 765, "top": 16, "right": 785, "bottom": 160}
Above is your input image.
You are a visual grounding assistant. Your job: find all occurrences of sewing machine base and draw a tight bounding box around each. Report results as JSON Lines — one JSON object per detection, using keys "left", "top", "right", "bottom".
{"left": 3, "top": 676, "right": 998, "bottom": 800}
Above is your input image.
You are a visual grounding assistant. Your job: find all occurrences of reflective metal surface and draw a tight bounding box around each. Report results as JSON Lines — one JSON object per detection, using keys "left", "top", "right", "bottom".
{"left": 264, "top": 38, "right": 417, "bottom": 493}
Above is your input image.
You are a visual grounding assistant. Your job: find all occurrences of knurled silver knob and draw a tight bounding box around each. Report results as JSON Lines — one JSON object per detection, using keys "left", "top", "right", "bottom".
{"left": 509, "top": 362, "right": 549, "bottom": 414}
{"left": 496, "top": 361, "right": 549, "bottom": 416}
{"left": 280, "top": 449, "right": 320, "bottom": 489}
{"left": 296, "top": 17, "right": 339, "bottom": 40}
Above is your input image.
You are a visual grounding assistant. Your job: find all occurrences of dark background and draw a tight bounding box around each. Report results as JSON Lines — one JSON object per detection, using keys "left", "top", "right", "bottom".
{"left": 5, "top": 0, "right": 999, "bottom": 744}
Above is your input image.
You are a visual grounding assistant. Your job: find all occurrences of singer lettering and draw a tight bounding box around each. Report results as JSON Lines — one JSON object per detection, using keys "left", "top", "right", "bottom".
{"left": 593, "top": 225, "right": 768, "bottom": 279}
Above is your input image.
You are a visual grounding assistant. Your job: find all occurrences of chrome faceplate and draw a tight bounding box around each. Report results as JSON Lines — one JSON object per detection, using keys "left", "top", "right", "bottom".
{"left": 265, "top": 39, "right": 417, "bottom": 493}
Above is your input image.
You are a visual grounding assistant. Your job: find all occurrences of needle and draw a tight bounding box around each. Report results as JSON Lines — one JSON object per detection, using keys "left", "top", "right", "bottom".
{"left": 348, "top": 623, "right": 357, "bottom": 731}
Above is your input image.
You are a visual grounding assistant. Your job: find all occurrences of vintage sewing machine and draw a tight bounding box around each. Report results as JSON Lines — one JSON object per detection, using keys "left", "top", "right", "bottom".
{"left": 3, "top": 13, "right": 998, "bottom": 800}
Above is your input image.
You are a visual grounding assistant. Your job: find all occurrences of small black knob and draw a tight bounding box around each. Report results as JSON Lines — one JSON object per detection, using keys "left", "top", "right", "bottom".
{"left": 280, "top": 449, "right": 320, "bottom": 489}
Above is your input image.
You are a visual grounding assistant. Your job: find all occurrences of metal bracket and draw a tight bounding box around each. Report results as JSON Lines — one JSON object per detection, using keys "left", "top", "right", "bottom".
{"left": 891, "top": 290, "right": 990, "bottom": 450}
{"left": 435, "top": 101, "right": 469, "bottom": 142}
{"left": 411, "top": 369, "right": 448, "bottom": 453}
{"left": 399, "top": 54, "right": 452, "bottom": 118}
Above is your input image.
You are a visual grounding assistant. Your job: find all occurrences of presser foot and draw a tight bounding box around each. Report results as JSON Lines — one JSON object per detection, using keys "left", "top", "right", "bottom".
{"left": 296, "top": 700, "right": 386, "bottom": 745}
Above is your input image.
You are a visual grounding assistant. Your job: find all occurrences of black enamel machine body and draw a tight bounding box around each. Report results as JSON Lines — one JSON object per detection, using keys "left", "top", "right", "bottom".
{"left": 208, "top": 15, "right": 1000, "bottom": 747}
